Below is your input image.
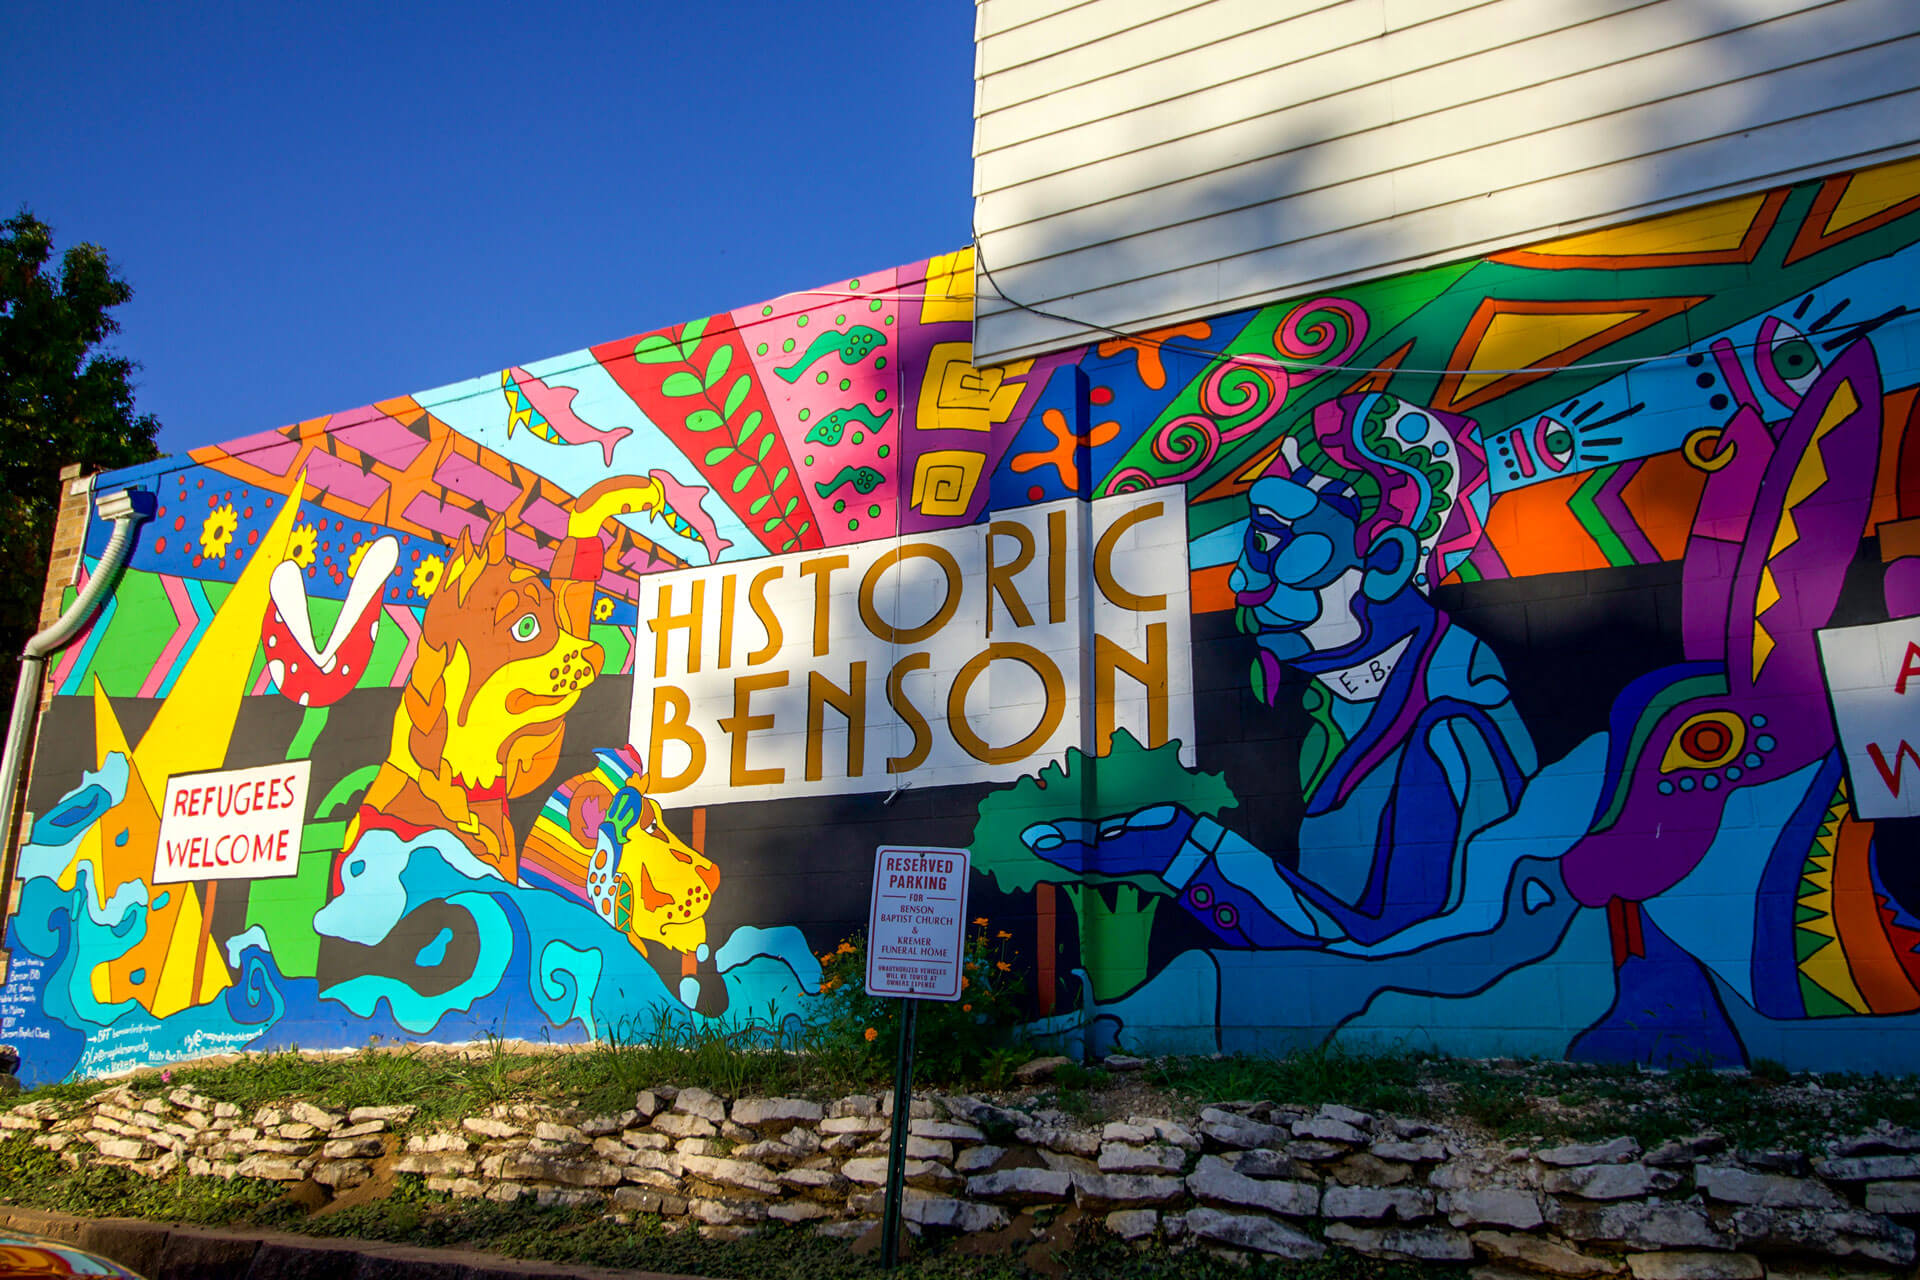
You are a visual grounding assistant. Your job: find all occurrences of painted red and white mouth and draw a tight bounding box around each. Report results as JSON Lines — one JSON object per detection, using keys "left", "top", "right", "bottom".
{"left": 262, "top": 536, "right": 399, "bottom": 708}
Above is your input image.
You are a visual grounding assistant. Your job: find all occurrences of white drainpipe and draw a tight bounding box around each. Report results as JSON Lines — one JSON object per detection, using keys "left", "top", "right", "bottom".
{"left": 0, "top": 482, "right": 155, "bottom": 978}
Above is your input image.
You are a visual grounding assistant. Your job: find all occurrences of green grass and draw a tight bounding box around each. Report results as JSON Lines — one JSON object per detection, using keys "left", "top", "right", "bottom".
{"left": 1148, "top": 1044, "right": 1430, "bottom": 1117}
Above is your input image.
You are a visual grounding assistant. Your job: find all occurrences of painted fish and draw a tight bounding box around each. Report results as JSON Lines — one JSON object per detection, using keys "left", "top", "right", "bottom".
{"left": 775, "top": 326, "right": 886, "bottom": 383}
{"left": 648, "top": 468, "right": 733, "bottom": 562}
{"left": 502, "top": 367, "right": 633, "bottom": 467}
{"left": 814, "top": 465, "right": 885, "bottom": 498}
{"left": 803, "top": 404, "right": 893, "bottom": 446}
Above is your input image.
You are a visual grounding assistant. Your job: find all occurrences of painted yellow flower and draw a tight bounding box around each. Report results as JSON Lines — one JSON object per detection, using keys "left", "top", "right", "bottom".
{"left": 413, "top": 554, "right": 446, "bottom": 598}
{"left": 200, "top": 504, "right": 239, "bottom": 560}
{"left": 346, "top": 540, "right": 374, "bottom": 577}
{"left": 593, "top": 595, "right": 615, "bottom": 622}
{"left": 286, "top": 522, "right": 318, "bottom": 569}
{"left": 863, "top": 1027, "right": 878, "bottom": 1042}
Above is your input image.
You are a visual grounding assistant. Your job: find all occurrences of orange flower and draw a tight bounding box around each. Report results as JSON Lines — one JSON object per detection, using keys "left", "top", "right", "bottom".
{"left": 962, "top": 1004, "right": 972, "bottom": 1013}
{"left": 821, "top": 977, "right": 839, "bottom": 991}
{"left": 836, "top": 941, "right": 856, "bottom": 955}
{"left": 996, "top": 931, "right": 1012, "bottom": 940}
{"left": 996, "top": 961, "right": 1011, "bottom": 972}
{"left": 864, "top": 1027, "right": 878, "bottom": 1042}
{"left": 961, "top": 977, "right": 969, "bottom": 989}
{"left": 973, "top": 917, "right": 988, "bottom": 927}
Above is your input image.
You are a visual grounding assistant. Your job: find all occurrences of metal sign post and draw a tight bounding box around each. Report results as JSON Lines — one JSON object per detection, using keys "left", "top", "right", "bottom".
{"left": 865, "top": 844, "right": 970, "bottom": 1270}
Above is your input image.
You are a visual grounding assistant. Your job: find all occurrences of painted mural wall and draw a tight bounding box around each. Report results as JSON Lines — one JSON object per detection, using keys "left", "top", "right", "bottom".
{"left": 10, "top": 158, "right": 1920, "bottom": 1083}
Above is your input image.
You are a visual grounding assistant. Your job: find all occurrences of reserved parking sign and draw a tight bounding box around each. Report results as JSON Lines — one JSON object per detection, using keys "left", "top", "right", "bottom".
{"left": 865, "top": 846, "right": 970, "bottom": 1001}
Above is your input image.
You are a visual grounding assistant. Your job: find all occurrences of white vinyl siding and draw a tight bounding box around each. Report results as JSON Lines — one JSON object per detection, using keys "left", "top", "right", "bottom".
{"left": 972, "top": 0, "right": 1920, "bottom": 363}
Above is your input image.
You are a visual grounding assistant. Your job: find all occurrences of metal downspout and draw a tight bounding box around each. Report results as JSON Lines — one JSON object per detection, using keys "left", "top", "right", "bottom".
{"left": 0, "top": 482, "right": 155, "bottom": 976}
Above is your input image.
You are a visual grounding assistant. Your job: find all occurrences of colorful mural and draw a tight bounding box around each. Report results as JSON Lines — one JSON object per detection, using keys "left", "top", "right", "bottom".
{"left": 10, "top": 158, "right": 1920, "bottom": 1081}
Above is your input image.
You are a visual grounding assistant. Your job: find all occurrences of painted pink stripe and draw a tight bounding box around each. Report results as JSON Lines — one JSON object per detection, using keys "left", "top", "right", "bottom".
{"left": 137, "top": 576, "right": 199, "bottom": 699}
{"left": 384, "top": 604, "right": 420, "bottom": 686}
{"left": 48, "top": 567, "right": 93, "bottom": 690}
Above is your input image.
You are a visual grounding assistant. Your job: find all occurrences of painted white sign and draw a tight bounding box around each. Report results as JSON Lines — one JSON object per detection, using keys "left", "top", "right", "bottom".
{"left": 628, "top": 490, "right": 1195, "bottom": 806}
{"left": 865, "top": 845, "right": 970, "bottom": 1001}
{"left": 155, "top": 761, "right": 312, "bottom": 883}
{"left": 1818, "top": 618, "right": 1920, "bottom": 819}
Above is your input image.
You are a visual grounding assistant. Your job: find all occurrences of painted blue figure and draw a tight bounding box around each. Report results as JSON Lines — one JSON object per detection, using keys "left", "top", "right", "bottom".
{"left": 1021, "top": 422, "right": 1612, "bottom": 1055}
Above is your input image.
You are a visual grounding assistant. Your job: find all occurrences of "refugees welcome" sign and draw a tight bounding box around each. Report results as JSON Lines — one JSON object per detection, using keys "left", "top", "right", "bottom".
{"left": 154, "top": 761, "right": 312, "bottom": 883}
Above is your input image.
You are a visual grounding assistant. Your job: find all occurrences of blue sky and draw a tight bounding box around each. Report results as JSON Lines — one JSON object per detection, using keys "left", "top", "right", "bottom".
{"left": 3, "top": 2, "right": 978, "bottom": 454}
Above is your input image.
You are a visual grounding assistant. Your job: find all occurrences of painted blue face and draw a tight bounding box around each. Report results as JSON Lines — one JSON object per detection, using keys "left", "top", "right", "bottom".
{"left": 1232, "top": 476, "right": 1366, "bottom": 633}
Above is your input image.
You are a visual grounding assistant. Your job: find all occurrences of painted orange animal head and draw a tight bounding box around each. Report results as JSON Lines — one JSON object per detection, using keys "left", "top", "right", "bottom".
{"left": 406, "top": 520, "right": 605, "bottom": 797}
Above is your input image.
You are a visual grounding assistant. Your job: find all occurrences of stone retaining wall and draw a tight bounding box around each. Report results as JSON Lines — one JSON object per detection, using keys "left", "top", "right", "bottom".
{"left": 4, "top": 1081, "right": 1917, "bottom": 1275}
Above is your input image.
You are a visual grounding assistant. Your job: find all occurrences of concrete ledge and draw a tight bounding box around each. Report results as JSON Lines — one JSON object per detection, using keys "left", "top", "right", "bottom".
{"left": 0, "top": 1208, "right": 710, "bottom": 1280}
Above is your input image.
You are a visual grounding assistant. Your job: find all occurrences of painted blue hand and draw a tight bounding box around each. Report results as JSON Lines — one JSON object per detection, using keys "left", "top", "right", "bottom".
{"left": 1019, "top": 804, "right": 1196, "bottom": 879}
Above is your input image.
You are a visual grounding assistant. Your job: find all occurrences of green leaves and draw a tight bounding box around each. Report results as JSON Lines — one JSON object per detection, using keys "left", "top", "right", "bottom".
{"left": 632, "top": 312, "right": 809, "bottom": 548}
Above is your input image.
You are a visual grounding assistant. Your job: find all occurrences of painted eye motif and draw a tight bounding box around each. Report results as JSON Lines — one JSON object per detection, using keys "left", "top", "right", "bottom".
{"left": 1757, "top": 316, "right": 1824, "bottom": 405}
{"left": 1533, "top": 416, "right": 1576, "bottom": 472}
{"left": 512, "top": 613, "right": 541, "bottom": 642}
{"left": 1253, "top": 529, "right": 1281, "bottom": 553}
{"left": 1660, "top": 710, "right": 1746, "bottom": 773}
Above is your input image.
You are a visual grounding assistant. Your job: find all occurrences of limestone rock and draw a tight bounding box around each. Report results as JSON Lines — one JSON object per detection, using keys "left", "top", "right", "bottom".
{"left": 1319, "top": 1104, "right": 1374, "bottom": 1131}
{"left": 1185, "top": 1207, "right": 1326, "bottom": 1259}
{"left": 688, "top": 1196, "right": 767, "bottom": 1226}
{"left": 1323, "top": 1185, "right": 1435, "bottom": 1222}
{"left": 348, "top": 1104, "right": 416, "bottom": 1125}
{"left": 673, "top": 1087, "right": 727, "bottom": 1124}
{"left": 1542, "top": 1163, "right": 1678, "bottom": 1200}
{"left": 1015, "top": 1124, "right": 1099, "bottom": 1157}
{"left": 235, "top": 1155, "right": 307, "bottom": 1181}
{"left": 1834, "top": 1128, "right": 1920, "bottom": 1157}
{"left": 680, "top": 1154, "right": 782, "bottom": 1196}
{"left": 462, "top": 1117, "right": 520, "bottom": 1140}
{"left": 1373, "top": 1140, "right": 1449, "bottom": 1164}
{"left": 1099, "top": 1142, "right": 1188, "bottom": 1175}
{"left": 1327, "top": 1222, "right": 1474, "bottom": 1261}
{"left": 612, "top": 1186, "right": 688, "bottom": 1216}
{"left": 1470, "top": 1229, "right": 1621, "bottom": 1277}
{"left": 289, "top": 1101, "right": 343, "bottom": 1130}
{"left": 902, "top": 1195, "right": 1010, "bottom": 1232}
{"left": 1293, "top": 1116, "right": 1367, "bottom": 1144}
{"left": 498, "top": 1154, "right": 621, "bottom": 1187}
{"left": 651, "top": 1112, "right": 718, "bottom": 1140}
{"left": 1645, "top": 1135, "right": 1727, "bottom": 1167}
{"left": 394, "top": 1150, "right": 476, "bottom": 1176}
{"left": 1232, "top": 1149, "right": 1303, "bottom": 1180}
{"left": 1552, "top": 1202, "right": 1729, "bottom": 1251}
{"left": 1106, "top": 1209, "right": 1159, "bottom": 1239}
{"left": 1187, "top": 1154, "right": 1319, "bottom": 1217}
{"left": 1073, "top": 1171, "right": 1186, "bottom": 1211}
{"left": 1696, "top": 1165, "right": 1843, "bottom": 1209}
{"left": 731, "top": 1097, "right": 824, "bottom": 1130}
{"left": 533, "top": 1121, "right": 587, "bottom": 1145}
{"left": 1198, "top": 1109, "right": 1289, "bottom": 1151}
{"left": 911, "top": 1119, "right": 984, "bottom": 1143}
{"left": 1448, "top": 1187, "right": 1545, "bottom": 1230}
{"left": 1331, "top": 1152, "right": 1413, "bottom": 1186}
{"left": 1814, "top": 1154, "right": 1920, "bottom": 1182}
{"left": 1865, "top": 1180, "right": 1920, "bottom": 1215}
{"left": 967, "top": 1167, "right": 1072, "bottom": 1204}
{"left": 1724, "top": 1207, "right": 1916, "bottom": 1265}
{"left": 768, "top": 1200, "right": 831, "bottom": 1223}
{"left": 1539, "top": 1137, "right": 1641, "bottom": 1167}
{"left": 321, "top": 1136, "right": 384, "bottom": 1160}
{"left": 312, "top": 1159, "right": 371, "bottom": 1189}
{"left": 955, "top": 1145, "right": 1005, "bottom": 1173}
{"left": 1626, "top": 1252, "right": 1763, "bottom": 1280}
